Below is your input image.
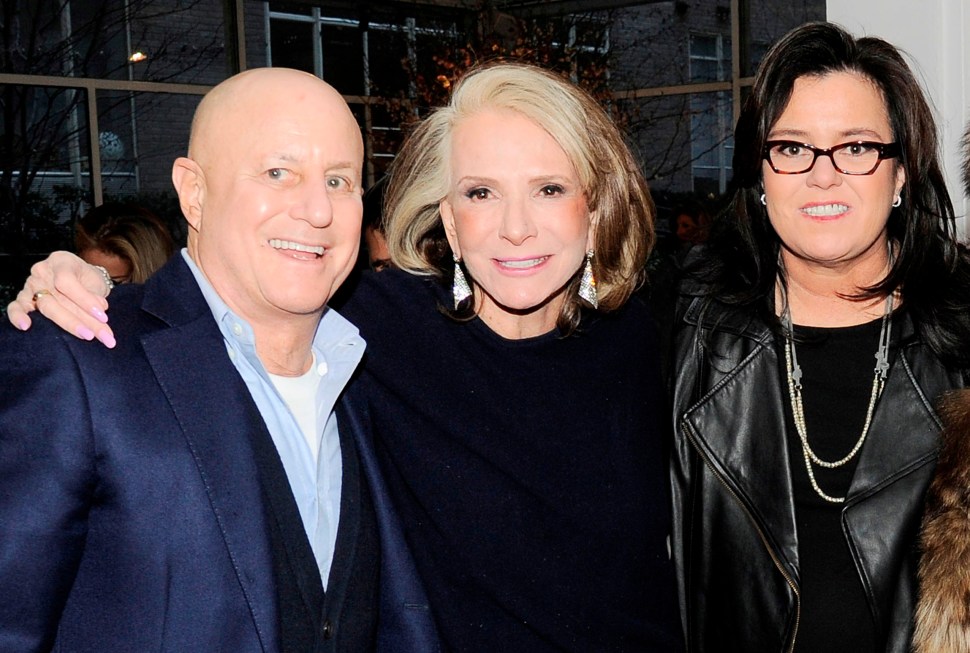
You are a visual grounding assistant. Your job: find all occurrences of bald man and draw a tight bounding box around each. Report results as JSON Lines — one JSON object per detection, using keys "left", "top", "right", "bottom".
{"left": 0, "top": 69, "right": 436, "bottom": 652}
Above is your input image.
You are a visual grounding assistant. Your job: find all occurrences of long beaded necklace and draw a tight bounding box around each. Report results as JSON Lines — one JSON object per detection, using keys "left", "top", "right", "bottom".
{"left": 781, "top": 292, "right": 894, "bottom": 504}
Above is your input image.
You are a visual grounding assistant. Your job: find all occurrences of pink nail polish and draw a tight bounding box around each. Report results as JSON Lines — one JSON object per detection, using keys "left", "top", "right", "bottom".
{"left": 98, "top": 330, "right": 116, "bottom": 348}
{"left": 16, "top": 319, "right": 28, "bottom": 331}
{"left": 76, "top": 325, "right": 95, "bottom": 340}
{"left": 91, "top": 307, "right": 108, "bottom": 323}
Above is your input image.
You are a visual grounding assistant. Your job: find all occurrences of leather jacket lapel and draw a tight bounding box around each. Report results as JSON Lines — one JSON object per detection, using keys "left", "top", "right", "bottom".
{"left": 673, "top": 293, "right": 963, "bottom": 652}
{"left": 681, "top": 311, "right": 800, "bottom": 579}
{"left": 838, "top": 338, "right": 953, "bottom": 642}
{"left": 847, "top": 344, "right": 947, "bottom": 502}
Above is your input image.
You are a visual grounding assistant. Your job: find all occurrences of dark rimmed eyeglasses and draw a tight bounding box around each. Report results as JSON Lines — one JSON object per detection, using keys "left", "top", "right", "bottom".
{"left": 763, "top": 140, "right": 900, "bottom": 175}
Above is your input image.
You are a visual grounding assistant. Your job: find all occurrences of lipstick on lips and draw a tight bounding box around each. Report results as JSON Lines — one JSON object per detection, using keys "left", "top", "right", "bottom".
{"left": 494, "top": 255, "right": 550, "bottom": 271}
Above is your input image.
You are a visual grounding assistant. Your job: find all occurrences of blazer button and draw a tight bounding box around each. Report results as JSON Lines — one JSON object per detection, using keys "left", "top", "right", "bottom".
{"left": 322, "top": 619, "right": 334, "bottom": 640}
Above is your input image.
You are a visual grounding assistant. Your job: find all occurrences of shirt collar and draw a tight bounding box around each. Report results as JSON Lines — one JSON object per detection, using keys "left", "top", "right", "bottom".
{"left": 179, "top": 249, "right": 365, "bottom": 368}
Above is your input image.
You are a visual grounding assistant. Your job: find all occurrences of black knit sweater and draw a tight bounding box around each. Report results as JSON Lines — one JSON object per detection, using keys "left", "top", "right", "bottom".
{"left": 340, "top": 270, "right": 682, "bottom": 653}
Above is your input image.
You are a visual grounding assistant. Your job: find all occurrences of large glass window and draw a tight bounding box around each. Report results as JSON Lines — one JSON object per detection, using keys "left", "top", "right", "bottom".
{"left": 689, "top": 35, "right": 733, "bottom": 195}
{"left": 259, "top": 0, "right": 823, "bottom": 201}
{"left": 0, "top": 0, "right": 827, "bottom": 302}
{"left": 744, "top": 0, "right": 826, "bottom": 76}
{"left": 2, "top": 1, "right": 232, "bottom": 83}
{"left": 99, "top": 90, "right": 198, "bottom": 243}
{"left": 0, "top": 82, "right": 198, "bottom": 289}
{"left": 0, "top": 83, "right": 91, "bottom": 296}
{"left": 265, "top": 3, "right": 467, "bottom": 184}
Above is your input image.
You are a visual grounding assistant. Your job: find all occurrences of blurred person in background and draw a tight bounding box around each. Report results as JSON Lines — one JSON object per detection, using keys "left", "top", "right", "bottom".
{"left": 75, "top": 202, "right": 175, "bottom": 284}
{"left": 672, "top": 200, "right": 710, "bottom": 250}
{"left": 361, "top": 177, "right": 391, "bottom": 272}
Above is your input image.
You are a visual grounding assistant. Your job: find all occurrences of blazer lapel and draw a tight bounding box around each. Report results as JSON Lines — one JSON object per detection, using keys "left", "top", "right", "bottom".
{"left": 139, "top": 258, "right": 280, "bottom": 651}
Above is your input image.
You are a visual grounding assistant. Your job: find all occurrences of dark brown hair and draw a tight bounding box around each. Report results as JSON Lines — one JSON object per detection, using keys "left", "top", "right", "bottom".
{"left": 694, "top": 21, "right": 970, "bottom": 362}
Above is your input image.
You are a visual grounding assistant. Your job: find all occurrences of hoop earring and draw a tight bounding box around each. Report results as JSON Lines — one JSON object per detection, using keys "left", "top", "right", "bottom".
{"left": 760, "top": 193, "right": 767, "bottom": 206}
{"left": 452, "top": 255, "right": 472, "bottom": 308}
{"left": 892, "top": 194, "right": 902, "bottom": 208}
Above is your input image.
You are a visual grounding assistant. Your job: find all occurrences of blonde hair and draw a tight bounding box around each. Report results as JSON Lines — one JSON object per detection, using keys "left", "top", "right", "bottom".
{"left": 76, "top": 203, "right": 175, "bottom": 283}
{"left": 384, "top": 61, "right": 654, "bottom": 332}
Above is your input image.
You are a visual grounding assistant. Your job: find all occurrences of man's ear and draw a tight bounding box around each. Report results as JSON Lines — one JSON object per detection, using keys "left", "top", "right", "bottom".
{"left": 440, "top": 199, "right": 461, "bottom": 259}
{"left": 172, "top": 157, "right": 205, "bottom": 232}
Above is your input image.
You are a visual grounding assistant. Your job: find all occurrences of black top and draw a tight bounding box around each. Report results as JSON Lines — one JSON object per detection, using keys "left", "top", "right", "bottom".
{"left": 340, "top": 270, "right": 683, "bottom": 653}
{"left": 782, "top": 315, "right": 900, "bottom": 653}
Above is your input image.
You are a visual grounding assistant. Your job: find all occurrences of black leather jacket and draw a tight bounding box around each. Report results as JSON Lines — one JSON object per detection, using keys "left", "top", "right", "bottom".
{"left": 670, "top": 294, "right": 963, "bottom": 653}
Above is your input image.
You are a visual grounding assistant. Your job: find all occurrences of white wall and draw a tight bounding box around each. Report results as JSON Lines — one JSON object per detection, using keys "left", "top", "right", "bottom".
{"left": 827, "top": 0, "right": 970, "bottom": 233}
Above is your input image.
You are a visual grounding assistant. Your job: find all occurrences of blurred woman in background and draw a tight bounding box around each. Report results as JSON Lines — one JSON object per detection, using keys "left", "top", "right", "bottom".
{"left": 75, "top": 202, "right": 174, "bottom": 284}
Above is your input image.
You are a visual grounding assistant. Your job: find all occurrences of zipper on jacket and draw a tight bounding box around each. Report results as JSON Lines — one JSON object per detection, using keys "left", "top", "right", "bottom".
{"left": 681, "top": 419, "right": 801, "bottom": 653}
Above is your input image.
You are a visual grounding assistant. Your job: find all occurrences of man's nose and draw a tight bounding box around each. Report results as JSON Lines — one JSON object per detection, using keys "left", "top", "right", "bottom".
{"left": 292, "top": 179, "right": 334, "bottom": 227}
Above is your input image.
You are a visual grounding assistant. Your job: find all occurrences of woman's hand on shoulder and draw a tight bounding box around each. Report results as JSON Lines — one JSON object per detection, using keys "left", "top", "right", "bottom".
{"left": 6, "top": 251, "right": 116, "bottom": 348}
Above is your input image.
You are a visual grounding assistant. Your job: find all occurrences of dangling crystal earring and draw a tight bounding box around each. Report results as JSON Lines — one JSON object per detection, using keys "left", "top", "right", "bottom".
{"left": 760, "top": 193, "right": 767, "bottom": 206}
{"left": 452, "top": 255, "right": 472, "bottom": 308}
{"left": 892, "top": 194, "right": 902, "bottom": 208}
{"left": 579, "top": 250, "right": 598, "bottom": 308}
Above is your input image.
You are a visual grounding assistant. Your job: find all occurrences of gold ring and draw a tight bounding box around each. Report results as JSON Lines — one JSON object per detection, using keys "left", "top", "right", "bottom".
{"left": 32, "top": 289, "right": 52, "bottom": 303}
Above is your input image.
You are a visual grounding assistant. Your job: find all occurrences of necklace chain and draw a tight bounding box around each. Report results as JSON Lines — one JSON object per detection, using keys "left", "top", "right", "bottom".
{"left": 782, "top": 294, "right": 894, "bottom": 504}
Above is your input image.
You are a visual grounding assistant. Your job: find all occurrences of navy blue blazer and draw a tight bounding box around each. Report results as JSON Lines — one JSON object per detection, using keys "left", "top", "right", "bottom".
{"left": 0, "top": 256, "right": 438, "bottom": 652}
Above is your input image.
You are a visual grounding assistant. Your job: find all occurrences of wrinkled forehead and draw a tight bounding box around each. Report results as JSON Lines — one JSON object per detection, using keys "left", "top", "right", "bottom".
{"left": 193, "top": 75, "right": 364, "bottom": 169}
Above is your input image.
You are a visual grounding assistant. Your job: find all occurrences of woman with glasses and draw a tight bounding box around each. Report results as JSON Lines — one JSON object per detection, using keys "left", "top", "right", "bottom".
{"left": 670, "top": 22, "right": 970, "bottom": 652}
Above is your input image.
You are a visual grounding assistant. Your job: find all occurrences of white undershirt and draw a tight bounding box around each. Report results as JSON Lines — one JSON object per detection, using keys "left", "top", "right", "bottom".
{"left": 268, "top": 355, "right": 324, "bottom": 462}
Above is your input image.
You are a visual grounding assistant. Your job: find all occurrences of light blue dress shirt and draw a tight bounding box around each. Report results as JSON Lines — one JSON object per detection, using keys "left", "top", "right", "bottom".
{"left": 181, "top": 250, "right": 365, "bottom": 587}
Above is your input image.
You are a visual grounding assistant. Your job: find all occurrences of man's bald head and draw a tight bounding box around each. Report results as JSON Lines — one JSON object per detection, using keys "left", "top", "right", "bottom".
{"left": 187, "top": 67, "right": 360, "bottom": 168}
